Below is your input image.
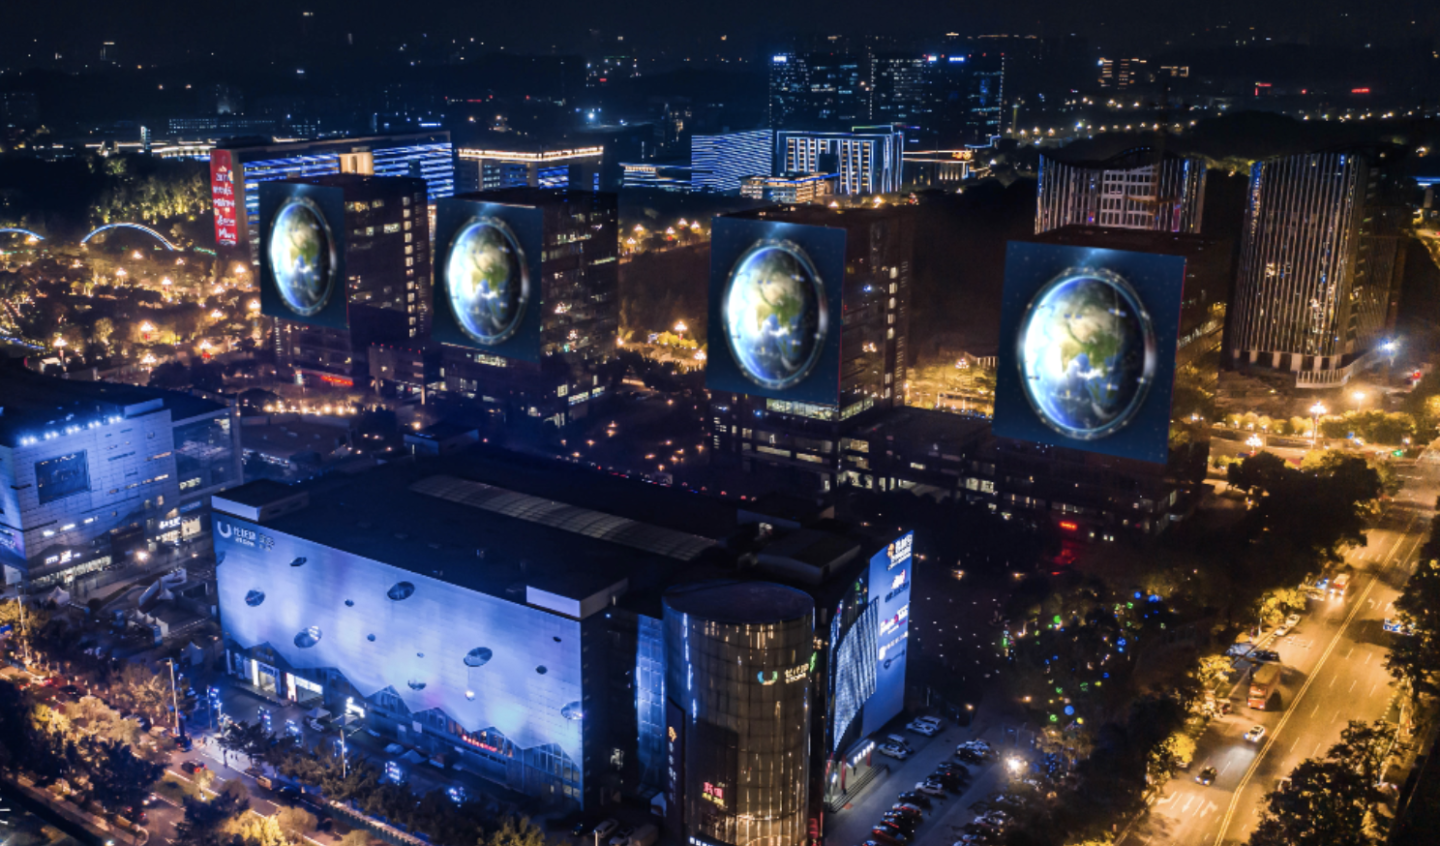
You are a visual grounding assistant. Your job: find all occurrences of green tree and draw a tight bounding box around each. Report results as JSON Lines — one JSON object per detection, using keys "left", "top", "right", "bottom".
{"left": 484, "top": 816, "right": 546, "bottom": 846}
{"left": 86, "top": 737, "right": 164, "bottom": 812}
{"left": 1386, "top": 526, "right": 1440, "bottom": 704}
{"left": 274, "top": 805, "right": 317, "bottom": 841}
{"left": 173, "top": 790, "right": 248, "bottom": 846}
{"left": 1248, "top": 719, "right": 1393, "bottom": 846}
{"left": 339, "top": 831, "right": 377, "bottom": 846}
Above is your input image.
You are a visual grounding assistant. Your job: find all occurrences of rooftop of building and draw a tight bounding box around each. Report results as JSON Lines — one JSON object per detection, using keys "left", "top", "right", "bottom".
{"left": 0, "top": 364, "right": 228, "bottom": 447}
{"left": 663, "top": 579, "right": 815, "bottom": 625}
{"left": 1031, "top": 225, "right": 1227, "bottom": 255}
{"left": 848, "top": 406, "right": 990, "bottom": 451}
{"left": 283, "top": 173, "right": 429, "bottom": 194}
{"left": 728, "top": 203, "right": 912, "bottom": 227}
{"left": 1040, "top": 144, "right": 1200, "bottom": 168}
{"left": 217, "top": 131, "right": 451, "bottom": 155}
{"left": 457, "top": 186, "right": 617, "bottom": 208}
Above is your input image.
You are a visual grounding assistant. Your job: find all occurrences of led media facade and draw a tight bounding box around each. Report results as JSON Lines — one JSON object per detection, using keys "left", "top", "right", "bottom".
{"left": 706, "top": 217, "right": 846, "bottom": 405}
{"left": 258, "top": 182, "right": 348, "bottom": 329}
{"left": 861, "top": 532, "right": 913, "bottom": 738}
{"left": 432, "top": 199, "right": 545, "bottom": 362}
{"left": 994, "top": 243, "right": 1184, "bottom": 465}
{"left": 214, "top": 516, "right": 584, "bottom": 800}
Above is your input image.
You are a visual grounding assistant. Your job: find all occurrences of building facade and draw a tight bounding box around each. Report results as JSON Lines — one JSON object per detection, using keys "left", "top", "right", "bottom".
{"left": 1227, "top": 150, "right": 1405, "bottom": 385}
{"left": 663, "top": 582, "right": 814, "bottom": 846}
{"left": 620, "top": 161, "right": 695, "bottom": 192}
{"left": 739, "top": 173, "right": 837, "bottom": 203}
{"left": 210, "top": 132, "right": 453, "bottom": 259}
{"left": 768, "top": 53, "right": 869, "bottom": 130}
{"left": 273, "top": 175, "right": 432, "bottom": 388}
{"left": 776, "top": 127, "right": 905, "bottom": 196}
{"left": 691, "top": 130, "right": 774, "bottom": 194}
{"left": 454, "top": 145, "right": 604, "bottom": 193}
{"left": 1035, "top": 148, "right": 1207, "bottom": 235}
{"left": 0, "top": 367, "right": 240, "bottom": 589}
{"left": 710, "top": 205, "right": 914, "bottom": 495}
{"left": 439, "top": 189, "right": 620, "bottom": 428}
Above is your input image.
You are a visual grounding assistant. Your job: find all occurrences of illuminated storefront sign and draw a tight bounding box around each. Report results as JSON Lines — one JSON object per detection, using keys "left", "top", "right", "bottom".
{"left": 211, "top": 150, "right": 238, "bottom": 246}
{"left": 214, "top": 519, "right": 274, "bottom": 551}
{"left": 862, "top": 531, "right": 914, "bottom": 737}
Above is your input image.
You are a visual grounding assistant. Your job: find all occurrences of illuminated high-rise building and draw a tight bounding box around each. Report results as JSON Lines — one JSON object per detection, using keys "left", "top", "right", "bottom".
{"left": 454, "top": 144, "right": 604, "bottom": 193}
{"left": 768, "top": 52, "right": 869, "bottom": 130}
{"left": 776, "top": 126, "right": 905, "bottom": 195}
{"left": 691, "top": 129, "right": 773, "bottom": 194}
{"left": 439, "top": 188, "right": 619, "bottom": 428}
{"left": 209, "top": 132, "right": 453, "bottom": 259}
{"left": 1035, "top": 148, "right": 1207, "bottom": 235}
{"left": 1228, "top": 150, "right": 1407, "bottom": 386}
{"left": 708, "top": 204, "right": 914, "bottom": 495}
{"left": 272, "top": 175, "right": 432, "bottom": 388}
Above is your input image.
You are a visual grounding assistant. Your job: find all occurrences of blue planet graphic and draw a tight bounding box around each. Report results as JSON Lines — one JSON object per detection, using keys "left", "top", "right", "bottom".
{"left": 722, "top": 241, "right": 828, "bottom": 390}
{"left": 267, "top": 197, "right": 335, "bottom": 317}
{"left": 1016, "top": 268, "right": 1156, "bottom": 440}
{"left": 446, "top": 217, "right": 528, "bottom": 346}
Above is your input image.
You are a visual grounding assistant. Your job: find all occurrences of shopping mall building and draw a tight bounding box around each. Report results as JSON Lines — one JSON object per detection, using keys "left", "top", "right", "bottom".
{"left": 213, "top": 450, "right": 915, "bottom": 842}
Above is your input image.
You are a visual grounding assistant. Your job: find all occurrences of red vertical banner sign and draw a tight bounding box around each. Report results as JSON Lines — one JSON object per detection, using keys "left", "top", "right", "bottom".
{"left": 210, "top": 150, "right": 238, "bottom": 247}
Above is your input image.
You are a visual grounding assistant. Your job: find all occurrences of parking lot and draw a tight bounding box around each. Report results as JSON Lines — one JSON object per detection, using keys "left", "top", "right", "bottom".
{"left": 825, "top": 720, "right": 1014, "bottom": 846}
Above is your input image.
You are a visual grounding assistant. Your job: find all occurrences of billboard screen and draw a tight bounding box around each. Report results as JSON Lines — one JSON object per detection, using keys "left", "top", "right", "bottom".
{"left": 705, "top": 217, "right": 846, "bottom": 405}
{"left": 258, "top": 182, "right": 348, "bottom": 329}
{"left": 35, "top": 452, "right": 90, "bottom": 504}
{"left": 210, "top": 149, "right": 238, "bottom": 247}
{"left": 431, "top": 199, "right": 545, "bottom": 362}
{"left": 861, "top": 532, "right": 913, "bottom": 737}
{"left": 993, "top": 242, "right": 1185, "bottom": 465}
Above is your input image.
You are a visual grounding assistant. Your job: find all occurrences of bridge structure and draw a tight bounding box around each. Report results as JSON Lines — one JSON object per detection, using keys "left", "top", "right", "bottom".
{"left": 80, "top": 222, "right": 179, "bottom": 250}
{"left": 0, "top": 227, "right": 46, "bottom": 241}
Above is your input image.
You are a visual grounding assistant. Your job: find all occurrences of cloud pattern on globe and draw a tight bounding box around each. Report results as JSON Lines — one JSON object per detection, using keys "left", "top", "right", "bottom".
{"left": 267, "top": 197, "right": 335, "bottom": 317}
{"left": 721, "top": 241, "right": 827, "bottom": 390}
{"left": 1017, "top": 268, "right": 1156, "bottom": 440}
{"left": 446, "top": 218, "right": 528, "bottom": 346}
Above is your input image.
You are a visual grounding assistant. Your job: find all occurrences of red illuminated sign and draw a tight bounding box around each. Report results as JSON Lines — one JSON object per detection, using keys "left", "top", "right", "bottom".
{"left": 1351, "top": 88, "right": 1371, "bottom": 94}
{"left": 319, "top": 374, "right": 354, "bottom": 387}
{"left": 1059, "top": 521, "right": 1079, "bottom": 531}
{"left": 210, "top": 150, "right": 238, "bottom": 247}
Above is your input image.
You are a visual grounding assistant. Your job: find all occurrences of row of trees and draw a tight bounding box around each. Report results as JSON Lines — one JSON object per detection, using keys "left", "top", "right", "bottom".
{"left": 215, "top": 719, "right": 543, "bottom": 846}
{"left": 1221, "top": 409, "right": 1418, "bottom": 445}
{"left": 1248, "top": 721, "right": 1397, "bottom": 846}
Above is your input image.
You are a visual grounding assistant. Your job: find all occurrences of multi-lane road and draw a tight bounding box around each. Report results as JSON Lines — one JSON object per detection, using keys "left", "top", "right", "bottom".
{"left": 1121, "top": 450, "right": 1440, "bottom": 846}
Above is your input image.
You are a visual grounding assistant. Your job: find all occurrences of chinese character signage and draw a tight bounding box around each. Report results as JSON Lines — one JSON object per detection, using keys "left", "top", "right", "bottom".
{"left": 211, "top": 150, "right": 238, "bottom": 247}
{"left": 862, "top": 532, "right": 913, "bottom": 737}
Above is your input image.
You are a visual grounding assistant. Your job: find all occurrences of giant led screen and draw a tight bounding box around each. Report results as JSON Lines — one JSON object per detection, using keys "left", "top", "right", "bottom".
{"left": 993, "top": 242, "right": 1185, "bottom": 465}
{"left": 213, "top": 516, "right": 584, "bottom": 777}
{"left": 861, "top": 532, "right": 913, "bottom": 738}
{"left": 258, "top": 182, "right": 348, "bottom": 329}
{"left": 705, "top": 217, "right": 846, "bottom": 405}
{"left": 35, "top": 452, "right": 90, "bottom": 504}
{"left": 431, "top": 198, "right": 545, "bottom": 362}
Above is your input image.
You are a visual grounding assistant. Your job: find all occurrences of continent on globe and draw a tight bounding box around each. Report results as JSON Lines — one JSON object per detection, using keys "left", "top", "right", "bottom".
{"left": 721, "top": 242, "right": 827, "bottom": 390}
{"left": 446, "top": 218, "right": 527, "bottom": 345}
{"left": 267, "top": 197, "right": 334, "bottom": 317}
{"left": 1016, "top": 268, "right": 1155, "bottom": 441}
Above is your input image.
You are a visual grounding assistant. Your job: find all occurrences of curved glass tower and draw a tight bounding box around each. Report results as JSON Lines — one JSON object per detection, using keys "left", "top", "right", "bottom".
{"left": 663, "top": 581, "right": 815, "bottom": 846}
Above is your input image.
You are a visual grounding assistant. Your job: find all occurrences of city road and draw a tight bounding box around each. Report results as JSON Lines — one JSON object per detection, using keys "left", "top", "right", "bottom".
{"left": 1120, "top": 449, "right": 1440, "bottom": 846}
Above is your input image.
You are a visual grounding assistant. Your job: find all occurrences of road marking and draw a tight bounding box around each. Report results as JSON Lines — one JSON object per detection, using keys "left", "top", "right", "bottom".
{"left": 1349, "top": 679, "right": 1358, "bottom": 692}
{"left": 1211, "top": 508, "right": 1420, "bottom": 846}
{"left": 1330, "top": 675, "right": 1338, "bottom": 688}
{"left": 1220, "top": 759, "right": 1233, "bottom": 776}
{"left": 1314, "top": 741, "right": 1324, "bottom": 757}
{"left": 1370, "top": 683, "right": 1379, "bottom": 697}
{"left": 1312, "top": 701, "right": 1321, "bottom": 716}
{"left": 1363, "top": 652, "right": 1372, "bottom": 666}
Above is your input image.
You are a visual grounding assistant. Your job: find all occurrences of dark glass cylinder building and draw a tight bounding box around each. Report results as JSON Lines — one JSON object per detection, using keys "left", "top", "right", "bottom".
{"left": 663, "top": 581, "right": 814, "bottom": 846}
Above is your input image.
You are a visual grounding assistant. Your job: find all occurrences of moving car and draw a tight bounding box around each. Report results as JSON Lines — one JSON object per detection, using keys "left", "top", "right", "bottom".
{"left": 1244, "top": 725, "right": 1267, "bottom": 743}
{"left": 1195, "top": 766, "right": 1218, "bottom": 786}
{"left": 180, "top": 760, "right": 206, "bottom": 774}
{"left": 1251, "top": 650, "right": 1281, "bottom": 664}
{"left": 878, "top": 744, "right": 911, "bottom": 760}
{"left": 1284, "top": 613, "right": 1301, "bottom": 629}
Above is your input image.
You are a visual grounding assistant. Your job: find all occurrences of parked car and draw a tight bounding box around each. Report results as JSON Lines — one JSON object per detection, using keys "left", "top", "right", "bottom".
{"left": 608, "top": 825, "right": 635, "bottom": 846}
{"left": 906, "top": 720, "right": 940, "bottom": 737}
{"left": 175, "top": 735, "right": 193, "bottom": 752}
{"left": 591, "top": 819, "right": 620, "bottom": 841}
{"left": 275, "top": 786, "right": 302, "bottom": 802}
{"left": 881, "top": 816, "right": 917, "bottom": 835}
{"left": 571, "top": 822, "right": 591, "bottom": 838}
{"left": 896, "top": 791, "right": 932, "bottom": 809}
{"left": 914, "top": 782, "right": 947, "bottom": 798}
{"left": 915, "top": 715, "right": 945, "bottom": 730}
{"left": 180, "top": 760, "right": 206, "bottom": 774}
{"left": 891, "top": 804, "right": 924, "bottom": 818}
{"left": 1285, "top": 613, "right": 1301, "bottom": 629}
{"left": 1251, "top": 650, "right": 1281, "bottom": 664}
{"left": 878, "top": 744, "right": 911, "bottom": 761}
{"left": 1195, "top": 766, "right": 1218, "bottom": 786}
{"left": 1244, "top": 725, "right": 1267, "bottom": 743}
{"left": 870, "top": 826, "right": 909, "bottom": 845}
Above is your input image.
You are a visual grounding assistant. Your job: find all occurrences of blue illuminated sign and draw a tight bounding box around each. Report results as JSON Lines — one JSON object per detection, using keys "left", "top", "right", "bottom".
{"left": 862, "top": 532, "right": 913, "bottom": 737}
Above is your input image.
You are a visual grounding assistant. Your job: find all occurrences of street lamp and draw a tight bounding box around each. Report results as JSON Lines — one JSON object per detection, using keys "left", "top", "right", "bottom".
{"left": 1310, "top": 402, "right": 1327, "bottom": 448}
{"left": 165, "top": 658, "right": 181, "bottom": 736}
{"left": 1246, "top": 434, "right": 1263, "bottom": 456}
{"left": 674, "top": 320, "right": 687, "bottom": 341}
{"left": 53, "top": 336, "right": 66, "bottom": 367}
{"left": 140, "top": 321, "right": 155, "bottom": 341}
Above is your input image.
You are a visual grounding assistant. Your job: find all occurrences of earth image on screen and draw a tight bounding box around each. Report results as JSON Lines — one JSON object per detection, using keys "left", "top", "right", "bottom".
{"left": 722, "top": 241, "right": 828, "bottom": 390}
{"left": 446, "top": 218, "right": 528, "bottom": 345}
{"left": 267, "top": 197, "right": 335, "bottom": 317}
{"left": 1016, "top": 267, "right": 1156, "bottom": 440}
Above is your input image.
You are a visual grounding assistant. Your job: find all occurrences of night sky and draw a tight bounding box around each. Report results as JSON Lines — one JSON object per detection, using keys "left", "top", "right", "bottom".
{"left": 3, "top": 0, "right": 1437, "bottom": 69}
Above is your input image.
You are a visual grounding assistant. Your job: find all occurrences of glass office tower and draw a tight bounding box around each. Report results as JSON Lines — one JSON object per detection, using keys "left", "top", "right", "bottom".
{"left": 663, "top": 581, "right": 814, "bottom": 846}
